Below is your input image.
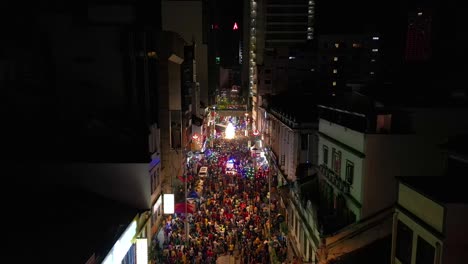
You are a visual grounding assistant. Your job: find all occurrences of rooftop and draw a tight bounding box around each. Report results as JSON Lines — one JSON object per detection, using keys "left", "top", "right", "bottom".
{"left": 328, "top": 236, "right": 391, "bottom": 264}
{"left": 318, "top": 91, "right": 384, "bottom": 116}
{"left": 269, "top": 92, "right": 321, "bottom": 123}
{"left": 398, "top": 176, "right": 468, "bottom": 204}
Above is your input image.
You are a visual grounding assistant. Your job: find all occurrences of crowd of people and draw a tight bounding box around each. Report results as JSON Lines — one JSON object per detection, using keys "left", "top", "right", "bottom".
{"left": 154, "top": 129, "right": 290, "bottom": 264}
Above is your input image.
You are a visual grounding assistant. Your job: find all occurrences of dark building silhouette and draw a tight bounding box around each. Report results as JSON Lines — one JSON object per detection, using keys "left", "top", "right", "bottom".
{"left": 405, "top": 8, "right": 432, "bottom": 62}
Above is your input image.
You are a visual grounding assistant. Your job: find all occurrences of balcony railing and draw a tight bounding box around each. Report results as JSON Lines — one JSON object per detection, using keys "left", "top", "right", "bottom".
{"left": 318, "top": 164, "right": 351, "bottom": 194}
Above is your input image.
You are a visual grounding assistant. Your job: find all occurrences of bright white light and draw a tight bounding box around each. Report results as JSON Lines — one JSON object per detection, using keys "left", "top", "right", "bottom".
{"left": 136, "top": 238, "right": 148, "bottom": 264}
{"left": 225, "top": 123, "right": 235, "bottom": 139}
{"left": 102, "top": 220, "right": 137, "bottom": 264}
{"left": 164, "top": 194, "right": 174, "bottom": 214}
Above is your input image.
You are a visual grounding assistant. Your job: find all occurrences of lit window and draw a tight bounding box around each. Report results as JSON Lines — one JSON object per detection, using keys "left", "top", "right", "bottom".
{"left": 418, "top": 12, "right": 423, "bottom": 16}
{"left": 147, "top": 51, "right": 157, "bottom": 58}
{"left": 332, "top": 81, "right": 337, "bottom": 86}
{"left": 335, "top": 43, "right": 339, "bottom": 48}
{"left": 333, "top": 69, "right": 337, "bottom": 74}
{"left": 352, "top": 43, "right": 361, "bottom": 48}
{"left": 371, "top": 59, "right": 376, "bottom": 62}
{"left": 289, "top": 56, "right": 296, "bottom": 60}
{"left": 309, "top": 1, "right": 313, "bottom": 4}
{"left": 372, "top": 49, "right": 379, "bottom": 52}
{"left": 370, "top": 72, "right": 374, "bottom": 75}
{"left": 372, "top": 36, "right": 379, "bottom": 40}
{"left": 307, "top": 27, "right": 312, "bottom": 31}
{"left": 333, "top": 57, "right": 338, "bottom": 61}
{"left": 307, "top": 35, "right": 312, "bottom": 40}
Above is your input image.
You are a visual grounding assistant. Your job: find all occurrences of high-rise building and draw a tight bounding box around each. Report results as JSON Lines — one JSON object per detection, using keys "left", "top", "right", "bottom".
{"left": 244, "top": 0, "right": 315, "bottom": 130}
{"left": 317, "top": 34, "right": 381, "bottom": 93}
{"left": 263, "top": 0, "right": 315, "bottom": 49}
{"left": 405, "top": 8, "right": 432, "bottom": 62}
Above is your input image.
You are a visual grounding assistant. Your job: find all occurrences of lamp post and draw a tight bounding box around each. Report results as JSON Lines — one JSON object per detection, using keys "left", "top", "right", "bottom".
{"left": 185, "top": 170, "right": 188, "bottom": 248}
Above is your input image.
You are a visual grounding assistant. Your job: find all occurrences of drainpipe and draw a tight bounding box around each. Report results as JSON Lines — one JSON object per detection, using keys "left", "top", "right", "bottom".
{"left": 390, "top": 211, "right": 399, "bottom": 264}
{"left": 434, "top": 242, "right": 441, "bottom": 264}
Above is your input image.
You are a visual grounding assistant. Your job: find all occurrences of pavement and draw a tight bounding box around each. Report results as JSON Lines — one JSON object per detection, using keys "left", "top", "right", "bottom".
{"left": 217, "top": 247, "right": 242, "bottom": 264}
{"left": 217, "top": 254, "right": 241, "bottom": 264}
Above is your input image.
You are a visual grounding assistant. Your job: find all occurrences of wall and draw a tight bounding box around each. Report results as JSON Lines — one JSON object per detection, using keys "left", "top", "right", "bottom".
{"left": 363, "top": 134, "right": 442, "bottom": 219}
{"left": 443, "top": 204, "right": 468, "bottom": 264}
{"left": 20, "top": 162, "right": 152, "bottom": 210}
{"left": 318, "top": 125, "right": 365, "bottom": 217}
{"left": 319, "top": 119, "right": 365, "bottom": 153}
{"left": 50, "top": 17, "right": 127, "bottom": 114}
{"left": 398, "top": 183, "right": 444, "bottom": 233}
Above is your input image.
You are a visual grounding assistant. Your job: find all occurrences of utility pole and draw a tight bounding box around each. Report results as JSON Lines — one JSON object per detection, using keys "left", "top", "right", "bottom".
{"left": 185, "top": 171, "right": 188, "bottom": 248}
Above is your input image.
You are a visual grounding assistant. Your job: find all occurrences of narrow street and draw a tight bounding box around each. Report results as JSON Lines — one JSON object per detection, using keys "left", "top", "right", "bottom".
{"left": 157, "top": 120, "right": 289, "bottom": 263}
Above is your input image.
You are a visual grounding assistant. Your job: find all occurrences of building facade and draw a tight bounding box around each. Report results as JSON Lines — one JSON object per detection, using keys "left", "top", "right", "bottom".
{"left": 391, "top": 177, "right": 468, "bottom": 264}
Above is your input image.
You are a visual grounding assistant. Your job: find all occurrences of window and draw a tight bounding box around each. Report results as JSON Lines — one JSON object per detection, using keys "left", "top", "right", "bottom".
{"left": 323, "top": 146, "right": 328, "bottom": 165}
{"left": 352, "top": 43, "right": 361, "bottom": 48}
{"left": 333, "top": 56, "right": 338, "bottom": 61}
{"left": 346, "top": 160, "right": 354, "bottom": 184}
{"left": 332, "top": 149, "right": 341, "bottom": 174}
{"left": 396, "top": 220, "right": 413, "bottom": 264}
{"left": 335, "top": 43, "right": 339, "bottom": 48}
{"left": 416, "top": 236, "right": 435, "bottom": 264}
{"left": 332, "top": 81, "right": 337, "bottom": 86}
{"left": 301, "top": 134, "right": 308, "bottom": 150}
{"left": 333, "top": 69, "right": 337, "bottom": 74}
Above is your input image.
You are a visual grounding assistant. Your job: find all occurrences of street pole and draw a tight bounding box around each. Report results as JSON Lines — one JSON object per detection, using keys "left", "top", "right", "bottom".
{"left": 184, "top": 148, "right": 189, "bottom": 248}
{"left": 268, "top": 167, "right": 271, "bottom": 241}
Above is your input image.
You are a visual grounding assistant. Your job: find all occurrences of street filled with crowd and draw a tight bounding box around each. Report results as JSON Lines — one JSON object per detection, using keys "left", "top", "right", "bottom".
{"left": 153, "top": 127, "right": 289, "bottom": 264}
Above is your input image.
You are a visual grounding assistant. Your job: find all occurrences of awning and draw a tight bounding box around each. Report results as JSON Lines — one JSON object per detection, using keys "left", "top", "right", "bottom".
{"left": 174, "top": 202, "right": 195, "bottom": 214}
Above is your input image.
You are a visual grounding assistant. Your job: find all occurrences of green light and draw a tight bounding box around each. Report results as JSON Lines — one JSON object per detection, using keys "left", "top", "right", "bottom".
{"left": 216, "top": 57, "right": 220, "bottom": 64}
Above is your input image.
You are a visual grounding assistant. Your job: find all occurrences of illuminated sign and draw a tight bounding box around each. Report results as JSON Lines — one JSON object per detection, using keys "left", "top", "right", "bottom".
{"left": 163, "top": 194, "right": 174, "bottom": 214}
{"left": 233, "top": 22, "right": 238, "bottom": 30}
{"left": 136, "top": 238, "right": 148, "bottom": 264}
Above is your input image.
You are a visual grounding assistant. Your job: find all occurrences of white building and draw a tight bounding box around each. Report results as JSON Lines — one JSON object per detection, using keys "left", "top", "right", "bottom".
{"left": 391, "top": 177, "right": 468, "bottom": 264}
{"left": 291, "top": 92, "right": 468, "bottom": 263}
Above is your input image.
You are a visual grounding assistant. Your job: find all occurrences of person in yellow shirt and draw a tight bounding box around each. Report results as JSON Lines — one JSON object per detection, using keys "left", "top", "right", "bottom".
{"left": 229, "top": 242, "right": 234, "bottom": 255}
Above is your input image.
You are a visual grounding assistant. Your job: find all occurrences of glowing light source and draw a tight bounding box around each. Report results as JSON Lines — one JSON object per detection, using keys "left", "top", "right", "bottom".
{"left": 136, "top": 238, "right": 148, "bottom": 264}
{"left": 225, "top": 123, "right": 235, "bottom": 139}
{"left": 233, "top": 22, "right": 239, "bottom": 30}
{"left": 102, "top": 220, "right": 137, "bottom": 264}
{"left": 163, "top": 194, "right": 174, "bottom": 214}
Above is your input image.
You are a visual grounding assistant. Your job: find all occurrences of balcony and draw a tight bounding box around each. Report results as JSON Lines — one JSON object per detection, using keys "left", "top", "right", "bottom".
{"left": 318, "top": 164, "right": 351, "bottom": 194}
